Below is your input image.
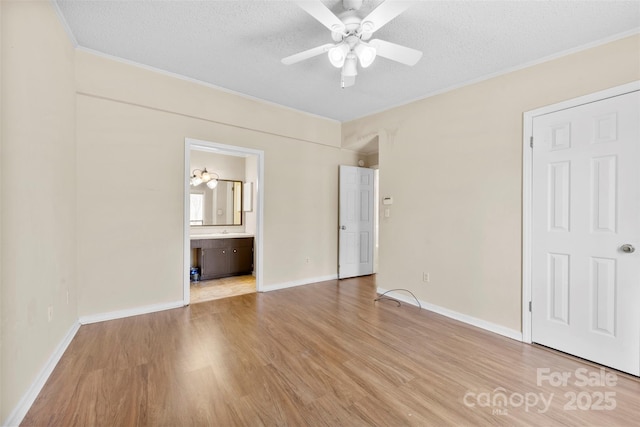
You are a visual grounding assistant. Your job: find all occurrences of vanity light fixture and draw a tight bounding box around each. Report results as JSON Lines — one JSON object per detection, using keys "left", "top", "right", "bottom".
{"left": 206, "top": 178, "right": 219, "bottom": 189}
{"left": 190, "top": 168, "right": 219, "bottom": 188}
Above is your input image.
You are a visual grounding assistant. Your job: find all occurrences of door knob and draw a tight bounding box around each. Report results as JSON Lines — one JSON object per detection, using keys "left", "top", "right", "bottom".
{"left": 340, "top": 225, "right": 346, "bottom": 230}
{"left": 620, "top": 244, "right": 635, "bottom": 253}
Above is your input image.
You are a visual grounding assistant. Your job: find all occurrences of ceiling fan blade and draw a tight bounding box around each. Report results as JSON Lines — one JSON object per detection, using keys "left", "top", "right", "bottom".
{"left": 360, "top": 0, "right": 412, "bottom": 34}
{"left": 297, "top": 1, "right": 346, "bottom": 33}
{"left": 369, "top": 39, "right": 422, "bottom": 66}
{"left": 282, "top": 43, "right": 335, "bottom": 65}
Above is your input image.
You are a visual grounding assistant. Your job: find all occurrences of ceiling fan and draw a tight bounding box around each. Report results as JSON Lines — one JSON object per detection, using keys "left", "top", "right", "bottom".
{"left": 282, "top": 0, "right": 422, "bottom": 88}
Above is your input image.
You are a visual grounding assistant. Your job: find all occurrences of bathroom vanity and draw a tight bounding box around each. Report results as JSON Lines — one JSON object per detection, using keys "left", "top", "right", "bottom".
{"left": 190, "top": 235, "right": 254, "bottom": 280}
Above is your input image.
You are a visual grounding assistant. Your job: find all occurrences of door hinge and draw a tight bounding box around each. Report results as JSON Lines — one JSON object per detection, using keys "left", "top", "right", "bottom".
{"left": 529, "top": 136, "right": 533, "bottom": 148}
{"left": 529, "top": 301, "right": 532, "bottom": 312}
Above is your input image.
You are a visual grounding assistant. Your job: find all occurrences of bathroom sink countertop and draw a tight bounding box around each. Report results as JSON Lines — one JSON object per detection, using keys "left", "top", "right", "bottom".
{"left": 190, "top": 233, "right": 254, "bottom": 240}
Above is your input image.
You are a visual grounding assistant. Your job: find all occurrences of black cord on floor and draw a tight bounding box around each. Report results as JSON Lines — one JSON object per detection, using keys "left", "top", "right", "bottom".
{"left": 374, "top": 289, "right": 422, "bottom": 309}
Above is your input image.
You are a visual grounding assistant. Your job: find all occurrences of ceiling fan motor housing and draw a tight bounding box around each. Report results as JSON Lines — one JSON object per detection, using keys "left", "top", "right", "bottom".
{"left": 332, "top": 11, "right": 368, "bottom": 42}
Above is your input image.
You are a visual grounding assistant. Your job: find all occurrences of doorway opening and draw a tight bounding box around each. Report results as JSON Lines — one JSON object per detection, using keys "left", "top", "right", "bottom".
{"left": 183, "top": 138, "right": 264, "bottom": 305}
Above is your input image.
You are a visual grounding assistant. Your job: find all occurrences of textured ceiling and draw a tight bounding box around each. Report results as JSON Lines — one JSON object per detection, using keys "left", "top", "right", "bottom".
{"left": 55, "top": 1, "right": 640, "bottom": 122}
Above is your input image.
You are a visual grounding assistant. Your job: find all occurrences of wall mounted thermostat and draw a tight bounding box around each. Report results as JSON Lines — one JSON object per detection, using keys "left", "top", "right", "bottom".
{"left": 382, "top": 197, "right": 393, "bottom": 205}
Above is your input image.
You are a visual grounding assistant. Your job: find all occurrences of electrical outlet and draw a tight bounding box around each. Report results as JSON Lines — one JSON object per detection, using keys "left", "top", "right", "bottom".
{"left": 422, "top": 272, "right": 430, "bottom": 283}
{"left": 305, "top": 257, "right": 310, "bottom": 264}
{"left": 48, "top": 306, "right": 53, "bottom": 322}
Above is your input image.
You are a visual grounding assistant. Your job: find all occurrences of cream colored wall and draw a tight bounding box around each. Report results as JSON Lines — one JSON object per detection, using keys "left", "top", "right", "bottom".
{"left": 343, "top": 35, "right": 640, "bottom": 332}
{"left": 0, "top": 1, "right": 77, "bottom": 422}
{"left": 75, "top": 51, "right": 357, "bottom": 317}
{"left": 75, "top": 51, "right": 341, "bottom": 148}
{"left": 365, "top": 152, "right": 379, "bottom": 167}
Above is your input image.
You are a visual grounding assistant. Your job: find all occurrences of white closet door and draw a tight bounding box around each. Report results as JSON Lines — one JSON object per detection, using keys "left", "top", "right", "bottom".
{"left": 531, "top": 91, "right": 639, "bottom": 375}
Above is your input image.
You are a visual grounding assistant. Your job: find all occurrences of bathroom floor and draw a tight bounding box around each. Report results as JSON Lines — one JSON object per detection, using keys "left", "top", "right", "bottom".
{"left": 190, "top": 274, "right": 256, "bottom": 304}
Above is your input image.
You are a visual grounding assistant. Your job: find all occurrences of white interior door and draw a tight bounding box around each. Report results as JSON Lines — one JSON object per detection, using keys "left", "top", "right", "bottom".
{"left": 339, "top": 165, "right": 374, "bottom": 279}
{"left": 531, "top": 90, "right": 640, "bottom": 376}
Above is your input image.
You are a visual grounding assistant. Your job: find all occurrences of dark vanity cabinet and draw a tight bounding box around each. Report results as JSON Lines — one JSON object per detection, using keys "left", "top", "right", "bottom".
{"left": 191, "top": 237, "right": 254, "bottom": 280}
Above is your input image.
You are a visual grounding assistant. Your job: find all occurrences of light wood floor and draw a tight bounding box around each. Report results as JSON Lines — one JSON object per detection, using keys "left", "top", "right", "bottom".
{"left": 190, "top": 275, "right": 256, "bottom": 304}
{"left": 23, "top": 276, "right": 639, "bottom": 426}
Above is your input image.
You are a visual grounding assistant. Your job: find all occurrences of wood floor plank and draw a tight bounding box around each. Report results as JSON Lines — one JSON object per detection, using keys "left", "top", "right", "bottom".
{"left": 22, "top": 276, "right": 640, "bottom": 426}
{"left": 299, "top": 394, "right": 372, "bottom": 427}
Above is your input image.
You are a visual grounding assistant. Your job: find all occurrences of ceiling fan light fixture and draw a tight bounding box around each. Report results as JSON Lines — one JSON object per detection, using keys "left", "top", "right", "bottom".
{"left": 328, "top": 43, "right": 350, "bottom": 68}
{"left": 341, "top": 54, "right": 358, "bottom": 77}
{"left": 354, "top": 42, "right": 376, "bottom": 68}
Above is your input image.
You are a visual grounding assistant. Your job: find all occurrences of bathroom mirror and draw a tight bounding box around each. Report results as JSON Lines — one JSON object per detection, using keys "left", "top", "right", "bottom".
{"left": 190, "top": 179, "right": 243, "bottom": 226}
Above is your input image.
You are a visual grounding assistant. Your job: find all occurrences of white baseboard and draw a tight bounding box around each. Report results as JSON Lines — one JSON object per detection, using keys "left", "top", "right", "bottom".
{"left": 3, "top": 321, "right": 80, "bottom": 427}
{"left": 79, "top": 300, "right": 184, "bottom": 325}
{"left": 261, "top": 274, "right": 338, "bottom": 292}
{"left": 377, "top": 287, "right": 523, "bottom": 342}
